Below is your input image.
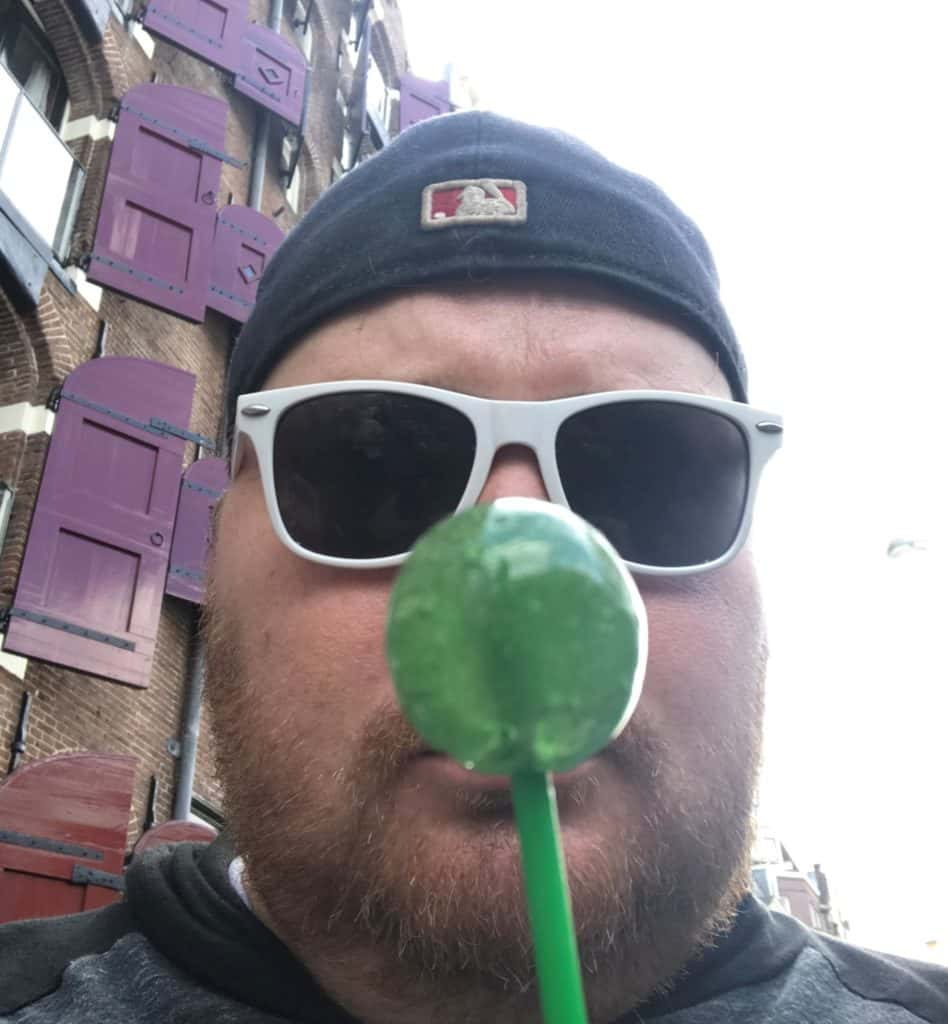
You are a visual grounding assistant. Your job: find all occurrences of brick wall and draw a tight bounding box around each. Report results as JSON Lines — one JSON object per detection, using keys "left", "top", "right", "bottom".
{"left": 0, "top": 0, "right": 410, "bottom": 844}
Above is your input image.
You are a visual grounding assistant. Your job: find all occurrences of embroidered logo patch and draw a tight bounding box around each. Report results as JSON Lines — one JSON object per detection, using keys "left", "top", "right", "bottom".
{"left": 421, "top": 179, "right": 527, "bottom": 230}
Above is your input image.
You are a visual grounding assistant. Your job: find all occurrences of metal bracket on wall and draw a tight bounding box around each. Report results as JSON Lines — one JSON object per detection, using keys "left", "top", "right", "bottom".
{"left": 6, "top": 607, "right": 135, "bottom": 651}
{"left": 0, "top": 827, "right": 104, "bottom": 861}
{"left": 166, "top": 737, "right": 181, "bottom": 758}
{"left": 72, "top": 864, "right": 125, "bottom": 891}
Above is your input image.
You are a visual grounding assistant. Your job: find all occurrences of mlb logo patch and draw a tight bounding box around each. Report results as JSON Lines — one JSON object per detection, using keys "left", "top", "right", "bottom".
{"left": 421, "top": 179, "right": 527, "bottom": 230}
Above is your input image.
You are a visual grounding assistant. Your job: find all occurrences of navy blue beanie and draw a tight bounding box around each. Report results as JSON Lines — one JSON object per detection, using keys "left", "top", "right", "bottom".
{"left": 227, "top": 110, "right": 747, "bottom": 424}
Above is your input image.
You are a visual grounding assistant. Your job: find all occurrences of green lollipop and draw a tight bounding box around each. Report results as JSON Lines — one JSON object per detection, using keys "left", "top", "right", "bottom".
{"left": 387, "top": 497, "right": 647, "bottom": 1024}
{"left": 387, "top": 497, "right": 647, "bottom": 774}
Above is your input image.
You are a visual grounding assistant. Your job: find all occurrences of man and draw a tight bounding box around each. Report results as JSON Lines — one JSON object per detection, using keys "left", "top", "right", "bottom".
{"left": 1, "top": 111, "right": 945, "bottom": 1023}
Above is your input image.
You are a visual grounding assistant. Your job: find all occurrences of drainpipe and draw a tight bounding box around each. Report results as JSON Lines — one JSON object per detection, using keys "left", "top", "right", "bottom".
{"left": 7, "top": 691, "right": 32, "bottom": 774}
{"left": 248, "top": 0, "right": 285, "bottom": 210}
{"left": 172, "top": 626, "right": 206, "bottom": 820}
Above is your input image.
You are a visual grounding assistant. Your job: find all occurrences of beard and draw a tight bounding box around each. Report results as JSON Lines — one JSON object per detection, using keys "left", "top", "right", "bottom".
{"left": 203, "top": 579, "right": 763, "bottom": 1019}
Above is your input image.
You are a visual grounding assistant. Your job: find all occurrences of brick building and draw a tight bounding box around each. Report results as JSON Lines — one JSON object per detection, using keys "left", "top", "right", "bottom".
{"left": 0, "top": 0, "right": 451, "bottom": 915}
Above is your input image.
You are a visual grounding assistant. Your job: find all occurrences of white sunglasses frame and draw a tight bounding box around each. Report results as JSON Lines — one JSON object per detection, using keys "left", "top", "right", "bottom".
{"left": 233, "top": 380, "right": 783, "bottom": 575}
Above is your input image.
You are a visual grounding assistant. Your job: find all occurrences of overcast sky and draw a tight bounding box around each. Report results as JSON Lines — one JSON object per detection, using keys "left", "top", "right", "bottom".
{"left": 397, "top": 0, "right": 948, "bottom": 961}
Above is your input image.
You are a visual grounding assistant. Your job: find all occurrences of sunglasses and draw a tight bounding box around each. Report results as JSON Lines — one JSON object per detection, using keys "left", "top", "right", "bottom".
{"left": 233, "top": 381, "right": 782, "bottom": 575}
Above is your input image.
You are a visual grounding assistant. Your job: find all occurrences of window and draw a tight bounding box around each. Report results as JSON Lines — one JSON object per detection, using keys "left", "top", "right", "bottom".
{"left": 0, "top": 0, "right": 68, "bottom": 127}
{"left": 0, "top": 1, "right": 84, "bottom": 285}
{"left": 280, "top": 132, "right": 304, "bottom": 211}
{"left": 0, "top": 483, "right": 13, "bottom": 556}
{"left": 0, "top": 63, "right": 84, "bottom": 262}
{"left": 190, "top": 794, "right": 225, "bottom": 831}
{"left": 365, "top": 57, "right": 390, "bottom": 145}
{"left": 344, "top": 0, "right": 368, "bottom": 64}
{"left": 289, "top": 0, "right": 315, "bottom": 62}
{"left": 341, "top": 128, "right": 357, "bottom": 172}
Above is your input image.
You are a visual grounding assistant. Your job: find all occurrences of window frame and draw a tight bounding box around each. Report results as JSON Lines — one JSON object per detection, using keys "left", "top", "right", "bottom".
{"left": 364, "top": 55, "right": 390, "bottom": 147}
{"left": 0, "top": 62, "right": 83, "bottom": 297}
{"left": 0, "top": 0, "right": 69, "bottom": 128}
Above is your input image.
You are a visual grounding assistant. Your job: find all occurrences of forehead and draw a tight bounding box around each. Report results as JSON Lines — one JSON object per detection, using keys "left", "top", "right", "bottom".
{"left": 263, "top": 277, "right": 731, "bottom": 400}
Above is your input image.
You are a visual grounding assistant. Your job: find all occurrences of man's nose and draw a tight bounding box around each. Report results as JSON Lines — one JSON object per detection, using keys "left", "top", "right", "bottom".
{"left": 476, "top": 444, "right": 550, "bottom": 504}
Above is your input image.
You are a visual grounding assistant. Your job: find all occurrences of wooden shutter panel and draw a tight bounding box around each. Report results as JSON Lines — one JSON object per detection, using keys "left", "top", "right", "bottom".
{"left": 143, "top": 0, "right": 248, "bottom": 73}
{"left": 4, "top": 357, "right": 197, "bottom": 688}
{"left": 399, "top": 73, "right": 452, "bottom": 132}
{"left": 0, "top": 205, "right": 47, "bottom": 309}
{"left": 207, "top": 205, "right": 284, "bottom": 322}
{"left": 0, "top": 753, "right": 136, "bottom": 923}
{"left": 234, "top": 23, "right": 307, "bottom": 127}
{"left": 88, "top": 84, "right": 235, "bottom": 322}
{"left": 165, "top": 456, "right": 228, "bottom": 604}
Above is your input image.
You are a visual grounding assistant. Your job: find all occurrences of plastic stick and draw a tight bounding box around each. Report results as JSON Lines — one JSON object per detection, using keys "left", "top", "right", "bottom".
{"left": 511, "top": 770, "right": 589, "bottom": 1024}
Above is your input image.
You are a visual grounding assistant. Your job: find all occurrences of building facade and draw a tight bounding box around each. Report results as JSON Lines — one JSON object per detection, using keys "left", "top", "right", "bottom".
{"left": 751, "top": 825, "right": 850, "bottom": 939}
{"left": 0, "top": 0, "right": 451, "bottom": 916}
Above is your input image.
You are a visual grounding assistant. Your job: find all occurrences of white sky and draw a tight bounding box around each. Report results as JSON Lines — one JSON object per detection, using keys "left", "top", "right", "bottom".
{"left": 397, "top": 0, "right": 948, "bottom": 961}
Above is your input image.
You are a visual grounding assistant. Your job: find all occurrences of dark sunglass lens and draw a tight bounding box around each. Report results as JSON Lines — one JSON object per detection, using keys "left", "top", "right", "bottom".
{"left": 274, "top": 391, "right": 476, "bottom": 559}
{"left": 556, "top": 401, "right": 749, "bottom": 568}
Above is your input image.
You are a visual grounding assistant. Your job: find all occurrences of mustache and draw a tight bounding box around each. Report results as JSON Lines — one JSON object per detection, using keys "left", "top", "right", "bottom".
{"left": 353, "top": 699, "right": 669, "bottom": 792}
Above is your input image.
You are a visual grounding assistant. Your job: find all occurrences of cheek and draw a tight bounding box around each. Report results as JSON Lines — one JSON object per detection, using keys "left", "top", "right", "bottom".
{"left": 634, "top": 554, "right": 765, "bottom": 757}
{"left": 212, "top": 486, "right": 398, "bottom": 764}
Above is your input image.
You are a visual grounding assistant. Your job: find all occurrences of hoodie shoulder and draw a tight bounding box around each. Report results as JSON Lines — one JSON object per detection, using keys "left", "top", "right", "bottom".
{"left": 0, "top": 900, "right": 137, "bottom": 1013}
{"left": 806, "top": 930, "right": 948, "bottom": 1023}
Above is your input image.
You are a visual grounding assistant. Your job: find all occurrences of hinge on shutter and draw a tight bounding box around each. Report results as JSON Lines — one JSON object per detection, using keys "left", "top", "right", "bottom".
{"left": 149, "top": 418, "right": 217, "bottom": 451}
{"left": 209, "top": 284, "right": 253, "bottom": 310}
{"left": 145, "top": 8, "right": 221, "bottom": 49}
{"left": 169, "top": 565, "right": 205, "bottom": 582}
{"left": 7, "top": 607, "right": 136, "bottom": 651}
{"left": 47, "top": 384, "right": 62, "bottom": 411}
{"left": 120, "top": 102, "right": 247, "bottom": 168}
{"left": 0, "top": 828, "right": 105, "bottom": 861}
{"left": 107, "top": 99, "right": 121, "bottom": 123}
{"left": 72, "top": 864, "right": 125, "bottom": 892}
{"left": 58, "top": 391, "right": 217, "bottom": 452}
{"left": 181, "top": 479, "right": 223, "bottom": 499}
{"left": 0, "top": 606, "right": 10, "bottom": 632}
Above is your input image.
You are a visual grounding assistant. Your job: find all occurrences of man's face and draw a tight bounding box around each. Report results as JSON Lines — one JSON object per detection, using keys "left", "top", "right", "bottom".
{"left": 206, "top": 280, "right": 767, "bottom": 1020}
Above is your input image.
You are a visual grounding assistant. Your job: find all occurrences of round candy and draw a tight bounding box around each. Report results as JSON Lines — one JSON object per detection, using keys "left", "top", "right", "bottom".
{"left": 386, "top": 497, "right": 647, "bottom": 775}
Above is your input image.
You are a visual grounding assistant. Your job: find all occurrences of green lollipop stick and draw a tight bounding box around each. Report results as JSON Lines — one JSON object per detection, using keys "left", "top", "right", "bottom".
{"left": 387, "top": 498, "right": 647, "bottom": 1024}
{"left": 511, "top": 770, "right": 586, "bottom": 1024}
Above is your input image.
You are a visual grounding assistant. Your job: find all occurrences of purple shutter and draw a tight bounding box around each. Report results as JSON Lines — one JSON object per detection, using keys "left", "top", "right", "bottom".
{"left": 234, "top": 23, "right": 307, "bottom": 127}
{"left": 399, "top": 73, "right": 452, "bottom": 132}
{"left": 4, "top": 357, "right": 196, "bottom": 688}
{"left": 143, "top": 0, "right": 247, "bottom": 73}
{"left": 165, "top": 457, "right": 228, "bottom": 604}
{"left": 88, "top": 84, "right": 231, "bottom": 322}
{"left": 206, "top": 205, "right": 284, "bottom": 322}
